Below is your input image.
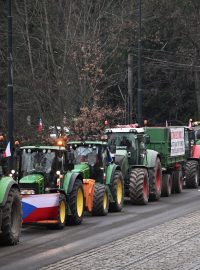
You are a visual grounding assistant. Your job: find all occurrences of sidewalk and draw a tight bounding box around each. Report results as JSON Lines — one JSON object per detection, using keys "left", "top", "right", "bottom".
{"left": 40, "top": 210, "right": 200, "bottom": 270}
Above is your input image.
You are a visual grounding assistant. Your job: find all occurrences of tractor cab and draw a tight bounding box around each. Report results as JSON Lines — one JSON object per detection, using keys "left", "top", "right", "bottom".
{"left": 106, "top": 127, "right": 147, "bottom": 167}
{"left": 192, "top": 121, "right": 200, "bottom": 144}
{"left": 19, "top": 145, "right": 74, "bottom": 193}
{"left": 68, "top": 141, "right": 112, "bottom": 182}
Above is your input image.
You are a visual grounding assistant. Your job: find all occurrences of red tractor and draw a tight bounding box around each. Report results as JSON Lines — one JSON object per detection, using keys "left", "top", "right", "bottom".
{"left": 184, "top": 121, "right": 200, "bottom": 188}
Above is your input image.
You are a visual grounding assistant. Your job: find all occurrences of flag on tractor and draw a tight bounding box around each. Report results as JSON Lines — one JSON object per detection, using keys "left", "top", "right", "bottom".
{"left": 38, "top": 118, "right": 43, "bottom": 134}
{"left": 3, "top": 141, "right": 11, "bottom": 158}
{"left": 188, "top": 118, "right": 192, "bottom": 129}
{"left": 107, "top": 147, "right": 113, "bottom": 163}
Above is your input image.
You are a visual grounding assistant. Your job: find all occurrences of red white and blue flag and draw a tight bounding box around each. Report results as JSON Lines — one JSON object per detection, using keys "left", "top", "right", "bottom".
{"left": 3, "top": 141, "right": 11, "bottom": 158}
{"left": 38, "top": 117, "right": 43, "bottom": 134}
{"left": 22, "top": 193, "right": 60, "bottom": 223}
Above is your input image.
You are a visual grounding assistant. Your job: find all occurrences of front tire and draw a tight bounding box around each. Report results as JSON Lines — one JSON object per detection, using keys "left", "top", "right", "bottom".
{"left": 109, "top": 170, "right": 124, "bottom": 212}
{"left": 67, "top": 179, "right": 84, "bottom": 225}
{"left": 0, "top": 187, "right": 21, "bottom": 246}
{"left": 56, "top": 193, "right": 67, "bottom": 229}
{"left": 129, "top": 168, "right": 149, "bottom": 205}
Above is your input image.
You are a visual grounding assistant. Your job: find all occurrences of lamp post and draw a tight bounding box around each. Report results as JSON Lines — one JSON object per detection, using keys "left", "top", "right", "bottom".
{"left": 137, "top": 0, "right": 142, "bottom": 126}
{"left": 7, "top": 0, "right": 14, "bottom": 169}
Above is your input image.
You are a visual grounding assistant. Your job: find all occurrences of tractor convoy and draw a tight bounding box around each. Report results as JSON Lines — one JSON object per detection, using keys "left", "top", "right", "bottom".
{"left": 1, "top": 121, "right": 200, "bottom": 246}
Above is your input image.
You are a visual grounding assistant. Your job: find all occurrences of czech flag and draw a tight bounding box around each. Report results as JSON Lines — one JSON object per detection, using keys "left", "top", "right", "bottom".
{"left": 38, "top": 117, "right": 43, "bottom": 134}
{"left": 3, "top": 142, "right": 11, "bottom": 158}
{"left": 107, "top": 147, "right": 113, "bottom": 163}
{"left": 22, "top": 193, "right": 60, "bottom": 223}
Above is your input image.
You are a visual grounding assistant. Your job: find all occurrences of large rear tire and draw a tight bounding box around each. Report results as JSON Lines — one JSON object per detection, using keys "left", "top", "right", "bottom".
{"left": 161, "top": 174, "right": 172, "bottom": 197}
{"left": 129, "top": 168, "right": 149, "bottom": 205}
{"left": 185, "top": 160, "right": 199, "bottom": 188}
{"left": 92, "top": 183, "right": 109, "bottom": 216}
{"left": 67, "top": 179, "right": 84, "bottom": 225}
{"left": 149, "top": 158, "right": 162, "bottom": 201}
{"left": 109, "top": 170, "right": 124, "bottom": 212}
{"left": 0, "top": 187, "right": 21, "bottom": 246}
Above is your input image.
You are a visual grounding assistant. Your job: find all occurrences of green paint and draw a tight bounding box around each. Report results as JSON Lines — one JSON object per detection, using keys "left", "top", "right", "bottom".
{"left": 62, "top": 171, "right": 73, "bottom": 194}
{"left": 0, "top": 177, "right": 15, "bottom": 205}
{"left": 73, "top": 163, "right": 90, "bottom": 178}
{"left": 19, "top": 174, "right": 44, "bottom": 194}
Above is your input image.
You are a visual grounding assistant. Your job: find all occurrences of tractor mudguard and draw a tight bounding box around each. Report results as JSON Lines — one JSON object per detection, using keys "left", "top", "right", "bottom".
{"left": 192, "top": 145, "right": 200, "bottom": 159}
{"left": 106, "top": 164, "right": 121, "bottom": 185}
{"left": 63, "top": 172, "right": 83, "bottom": 194}
{"left": 144, "top": 149, "right": 161, "bottom": 169}
{"left": 0, "top": 177, "right": 19, "bottom": 206}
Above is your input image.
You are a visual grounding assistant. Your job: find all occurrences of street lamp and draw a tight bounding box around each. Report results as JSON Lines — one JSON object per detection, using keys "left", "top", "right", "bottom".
{"left": 7, "top": 0, "right": 14, "bottom": 169}
{"left": 137, "top": 0, "right": 142, "bottom": 126}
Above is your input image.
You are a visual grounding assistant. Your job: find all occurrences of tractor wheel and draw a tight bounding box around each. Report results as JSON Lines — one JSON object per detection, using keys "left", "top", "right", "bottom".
{"left": 67, "top": 179, "right": 84, "bottom": 225}
{"left": 92, "top": 183, "right": 109, "bottom": 216}
{"left": 109, "top": 170, "right": 124, "bottom": 212}
{"left": 55, "top": 193, "right": 67, "bottom": 229}
{"left": 172, "top": 169, "right": 183, "bottom": 193}
{"left": 149, "top": 158, "right": 162, "bottom": 201}
{"left": 0, "top": 188, "right": 21, "bottom": 246}
{"left": 161, "top": 174, "right": 172, "bottom": 197}
{"left": 129, "top": 168, "right": 149, "bottom": 205}
{"left": 185, "top": 160, "right": 199, "bottom": 188}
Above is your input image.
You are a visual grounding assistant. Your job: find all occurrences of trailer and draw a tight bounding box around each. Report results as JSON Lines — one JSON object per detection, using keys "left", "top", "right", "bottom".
{"left": 144, "top": 126, "right": 192, "bottom": 196}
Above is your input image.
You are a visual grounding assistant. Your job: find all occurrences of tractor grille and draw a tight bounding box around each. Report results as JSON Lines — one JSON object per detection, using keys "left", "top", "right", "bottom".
{"left": 19, "top": 183, "right": 40, "bottom": 194}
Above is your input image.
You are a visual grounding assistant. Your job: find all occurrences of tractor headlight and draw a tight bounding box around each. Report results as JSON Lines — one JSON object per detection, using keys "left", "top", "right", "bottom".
{"left": 9, "top": 169, "right": 16, "bottom": 177}
{"left": 56, "top": 170, "right": 61, "bottom": 175}
{"left": 21, "top": 189, "right": 35, "bottom": 195}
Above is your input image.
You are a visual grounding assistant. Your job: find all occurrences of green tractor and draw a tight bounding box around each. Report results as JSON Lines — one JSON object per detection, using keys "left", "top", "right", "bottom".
{"left": 0, "top": 149, "right": 21, "bottom": 245}
{"left": 106, "top": 125, "right": 161, "bottom": 205}
{"left": 67, "top": 140, "right": 124, "bottom": 214}
{"left": 18, "top": 144, "right": 84, "bottom": 227}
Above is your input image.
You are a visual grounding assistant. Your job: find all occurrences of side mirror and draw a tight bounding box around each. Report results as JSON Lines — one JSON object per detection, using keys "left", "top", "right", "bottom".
{"left": 109, "top": 145, "right": 116, "bottom": 154}
{"left": 144, "top": 135, "right": 150, "bottom": 144}
{"left": 67, "top": 151, "right": 75, "bottom": 162}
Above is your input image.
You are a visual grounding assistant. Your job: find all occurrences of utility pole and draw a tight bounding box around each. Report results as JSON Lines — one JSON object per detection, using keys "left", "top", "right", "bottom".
{"left": 7, "top": 0, "right": 14, "bottom": 169}
{"left": 128, "top": 53, "right": 133, "bottom": 123}
{"left": 137, "top": 0, "right": 142, "bottom": 126}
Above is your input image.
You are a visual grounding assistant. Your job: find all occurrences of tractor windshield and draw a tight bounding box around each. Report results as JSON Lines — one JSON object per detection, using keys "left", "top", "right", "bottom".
{"left": 108, "top": 133, "right": 136, "bottom": 149}
{"left": 21, "top": 149, "right": 55, "bottom": 175}
{"left": 73, "top": 146, "right": 98, "bottom": 165}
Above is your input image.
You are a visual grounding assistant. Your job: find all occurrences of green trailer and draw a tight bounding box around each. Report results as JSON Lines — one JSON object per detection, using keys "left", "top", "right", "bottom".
{"left": 144, "top": 126, "right": 193, "bottom": 196}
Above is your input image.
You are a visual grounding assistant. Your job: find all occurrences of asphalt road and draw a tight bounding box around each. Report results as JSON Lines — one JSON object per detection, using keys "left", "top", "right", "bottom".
{"left": 1, "top": 188, "right": 200, "bottom": 270}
